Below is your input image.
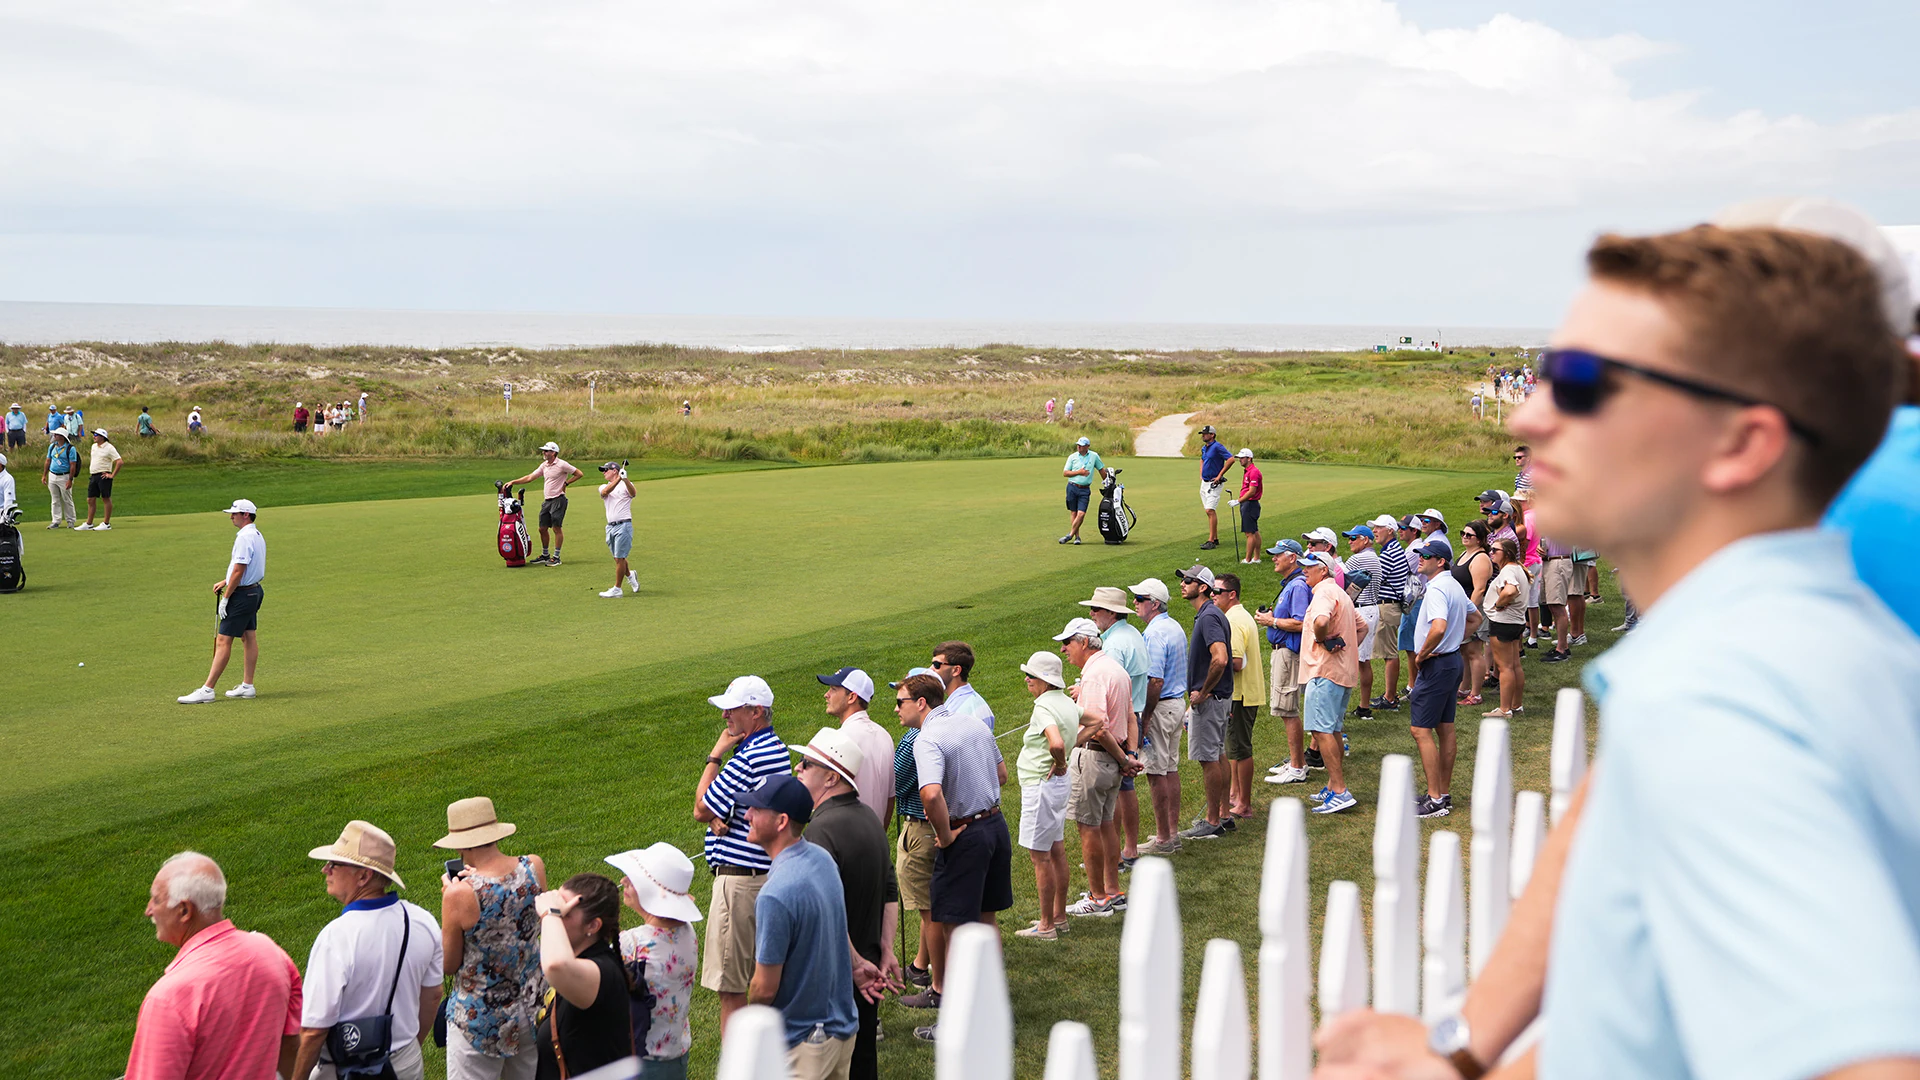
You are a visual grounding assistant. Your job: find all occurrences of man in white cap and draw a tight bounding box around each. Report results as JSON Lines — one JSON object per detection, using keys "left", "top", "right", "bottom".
{"left": 1368, "top": 514, "right": 1411, "bottom": 712}
{"left": 294, "top": 821, "right": 444, "bottom": 1080}
{"left": 1077, "top": 586, "right": 1147, "bottom": 866}
{"left": 1056, "top": 616, "right": 1138, "bottom": 918}
{"left": 790, "top": 728, "right": 900, "bottom": 1080}
{"left": 188, "top": 404, "right": 203, "bottom": 435}
{"left": 76, "top": 428, "right": 122, "bottom": 530}
{"left": 818, "top": 666, "right": 894, "bottom": 824}
{"left": 294, "top": 402, "right": 309, "bottom": 433}
{"left": 504, "top": 442, "right": 581, "bottom": 566}
{"left": 1303, "top": 526, "right": 1347, "bottom": 588}
{"left": 1233, "top": 448, "right": 1264, "bottom": 564}
{"left": 1060, "top": 436, "right": 1102, "bottom": 544}
{"left": 41, "top": 427, "right": 78, "bottom": 529}
{"left": 4, "top": 402, "right": 25, "bottom": 450}
{"left": 691, "top": 674, "right": 788, "bottom": 1034}
{"left": 178, "top": 499, "right": 266, "bottom": 703}
{"left": 0, "top": 451, "right": 15, "bottom": 522}
{"left": 1129, "top": 577, "right": 1189, "bottom": 854}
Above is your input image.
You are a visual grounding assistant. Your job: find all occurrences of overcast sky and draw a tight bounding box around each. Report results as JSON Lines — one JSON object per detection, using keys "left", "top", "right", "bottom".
{"left": 1, "top": 0, "right": 1914, "bottom": 326}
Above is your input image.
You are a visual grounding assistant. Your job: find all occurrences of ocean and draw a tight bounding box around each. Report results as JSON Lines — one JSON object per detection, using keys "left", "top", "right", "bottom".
{"left": 0, "top": 301, "right": 1547, "bottom": 353}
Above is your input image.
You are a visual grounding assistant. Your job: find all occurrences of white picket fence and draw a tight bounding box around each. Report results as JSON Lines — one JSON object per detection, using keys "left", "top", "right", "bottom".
{"left": 716, "top": 687, "right": 1590, "bottom": 1078}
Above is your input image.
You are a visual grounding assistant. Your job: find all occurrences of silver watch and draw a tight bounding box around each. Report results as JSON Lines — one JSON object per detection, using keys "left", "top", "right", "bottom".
{"left": 1428, "top": 1015, "right": 1486, "bottom": 1079}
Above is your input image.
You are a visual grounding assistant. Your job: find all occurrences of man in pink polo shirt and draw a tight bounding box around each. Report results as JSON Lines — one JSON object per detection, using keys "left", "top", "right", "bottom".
{"left": 128, "top": 851, "right": 303, "bottom": 1080}
{"left": 504, "top": 441, "right": 582, "bottom": 566}
{"left": 1057, "top": 617, "right": 1140, "bottom": 917}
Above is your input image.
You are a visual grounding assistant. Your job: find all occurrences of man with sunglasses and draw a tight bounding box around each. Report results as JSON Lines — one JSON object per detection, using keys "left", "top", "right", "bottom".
{"left": 930, "top": 642, "right": 995, "bottom": 733}
{"left": 1175, "top": 565, "right": 1234, "bottom": 840}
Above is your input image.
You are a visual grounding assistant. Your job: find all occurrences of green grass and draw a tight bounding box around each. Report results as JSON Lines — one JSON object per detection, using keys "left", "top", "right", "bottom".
{"left": 0, "top": 453, "right": 1614, "bottom": 1078}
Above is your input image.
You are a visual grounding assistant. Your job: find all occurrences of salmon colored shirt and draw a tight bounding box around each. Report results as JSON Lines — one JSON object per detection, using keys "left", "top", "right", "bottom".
{"left": 126, "top": 920, "right": 303, "bottom": 1080}
{"left": 1298, "top": 578, "right": 1361, "bottom": 688}
{"left": 1076, "top": 650, "right": 1135, "bottom": 744}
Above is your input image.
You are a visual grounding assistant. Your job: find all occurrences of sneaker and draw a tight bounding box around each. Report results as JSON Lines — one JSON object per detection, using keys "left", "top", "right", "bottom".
{"left": 1312, "top": 790, "right": 1358, "bottom": 814}
{"left": 176, "top": 686, "right": 217, "bottom": 704}
{"left": 547, "top": 554, "right": 562, "bottom": 566}
{"left": 1107, "top": 893, "right": 1128, "bottom": 911}
{"left": 1571, "top": 633, "right": 1588, "bottom": 646}
{"left": 1138, "top": 836, "right": 1183, "bottom": 855}
{"left": 1219, "top": 815, "right": 1238, "bottom": 832}
{"left": 95, "top": 522, "right": 111, "bottom": 530}
{"left": 1015, "top": 922, "right": 1058, "bottom": 940}
{"left": 599, "top": 586, "right": 624, "bottom": 598}
{"left": 1525, "top": 635, "right": 1538, "bottom": 647}
{"left": 903, "top": 964, "right": 931, "bottom": 988}
{"left": 899, "top": 988, "right": 942, "bottom": 1009}
{"left": 1067, "top": 894, "right": 1115, "bottom": 917}
{"left": 1304, "top": 747, "right": 1326, "bottom": 770}
{"left": 1059, "top": 535, "right": 1072, "bottom": 544}
{"left": 1440, "top": 793, "right": 1454, "bottom": 811}
{"left": 1541, "top": 649, "right": 1571, "bottom": 664}
{"left": 1117, "top": 856, "right": 1138, "bottom": 873}
{"left": 1265, "top": 764, "right": 1309, "bottom": 785}
{"left": 1311, "top": 785, "right": 1333, "bottom": 803}
{"left": 913, "top": 1025, "right": 938, "bottom": 1043}
{"left": 1370, "top": 696, "right": 1401, "bottom": 710}
{"left": 1611, "top": 622, "right": 1632, "bottom": 632}
{"left": 73, "top": 523, "right": 92, "bottom": 530}
{"left": 1416, "top": 795, "right": 1450, "bottom": 819}
{"left": 538, "top": 552, "right": 552, "bottom": 564}
{"left": 224, "top": 683, "right": 256, "bottom": 699}
{"left": 1199, "top": 539, "right": 1219, "bottom": 550}
{"left": 1353, "top": 706, "right": 1374, "bottom": 720}
{"left": 47, "top": 522, "right": 63, "bottom": 530}
{"left": 1070, "top": 536, "right": 1082, "bottom": 545}
{"left": 1343, "top": 734, "right": 1351, "bottom": 757}
{"left": 1178, "top": 818, "right": 1225, "bottom": 840}
{"left": 626, "top": 571, "right": 640, "bottom": 592}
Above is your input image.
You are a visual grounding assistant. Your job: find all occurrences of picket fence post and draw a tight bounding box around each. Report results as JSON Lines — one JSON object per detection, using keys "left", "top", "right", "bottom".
{"left": 1258, "top": 798, "right": 1312, "bottom": 1080}
{"left": 1119, "top": 857, "right": 1181, "bottom": 1080}
{"left": 713, "top": 1004, "right": 788, "bottom": 1080}
{"left": 1550, "top": 688, "right": 1587, "bottom": 825}
{"left": 1043, "top": 1021, "right": 1100, "bottom": 1080}
{"left": 1372, "top": 754, "right": 1420, "bottom": 1015}
{"left": 1469, "top": 719, "right": 1512, "bottom": 978}
{"left": 1192, "top": 939, "right": 1252, "bottom": 1080}
{"left": 1420, "top": 830, "right": 1466, "bottom": 1022}
{"left": 570, "top": 1058, "right": 640, "bottom": 1080}
{"left": 1318, "top": 880, "right": 1369, "bottom": 1016}
{"left": 937, "top": 922, "right": 1013, "bottom": 1080}
{"left": 1510, "top": 791, "right": 1547, "bottom": 900}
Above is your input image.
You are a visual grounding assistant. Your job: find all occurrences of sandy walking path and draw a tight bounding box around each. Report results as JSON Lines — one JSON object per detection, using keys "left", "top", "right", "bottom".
{"left": 1134, "top": 412, "right": 1198, "bottom": 457}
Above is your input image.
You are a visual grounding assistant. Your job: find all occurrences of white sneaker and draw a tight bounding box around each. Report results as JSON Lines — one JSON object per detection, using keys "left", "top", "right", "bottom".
{"left": 96, "top": 523, "right": 112, "bottom": 531}
{"left": 73, "top": 523, "right": 91, "bottom": 530}
{"left": 224, "top": 683, "right": 256, "bottom": 699}
{"left": 599, "top": 586, "right": 624, "bottom": 598}
{"left": 177, "top": 686, "right": 217, "bottom": 704}
{"left": 1571, "top": 633, "right": 1588, "bottom": 646}
{"left": 1265, "top": 765, "right": 1310, "bottom": 784}
{"left": 626, "top": 571, "right": 640, "bottom": 593}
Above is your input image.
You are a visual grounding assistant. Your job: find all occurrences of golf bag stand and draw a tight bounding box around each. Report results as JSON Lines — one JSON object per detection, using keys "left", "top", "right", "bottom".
{"left": 494, "top": 483, "right": 531, "bottom": 567}
{"left": 0, "top": 507, "right": 23, "bottom": 592}
{"left": 1097, "top": 467, "right": 1136, "bottom": 544}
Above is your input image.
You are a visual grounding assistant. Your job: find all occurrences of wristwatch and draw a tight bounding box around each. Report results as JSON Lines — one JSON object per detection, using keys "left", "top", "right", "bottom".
{"left": 706, "top": 756, "right": 726, "bottom": 767}
{"left": 1428, "top": 1014, "right": 1486, "bottom": 1079}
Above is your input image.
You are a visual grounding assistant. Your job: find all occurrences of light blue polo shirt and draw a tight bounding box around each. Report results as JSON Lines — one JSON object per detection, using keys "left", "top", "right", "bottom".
{"left": 1141, "top": 611, "right": 1188, "bottom": 699}
{"left": 1542, "top": 529, "right": 1920, "bottom": 1080}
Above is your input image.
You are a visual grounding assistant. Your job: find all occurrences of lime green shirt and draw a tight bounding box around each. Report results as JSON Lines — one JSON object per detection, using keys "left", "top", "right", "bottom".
{"left": 1064, "top": 450, "right": 1104, "bottom": 487}
{"left": 1017, "top": 689, "right": 1079, "bottom": 786}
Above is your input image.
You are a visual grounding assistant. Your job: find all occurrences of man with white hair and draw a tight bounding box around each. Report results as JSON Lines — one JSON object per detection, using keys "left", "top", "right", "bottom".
{"left": 1130, "top": 577, "right": 1189, "bottom": 854}
{"left": 41, "top": 427, "right": 78, "bottom": 529}
{"left": 128, "top": 851, "right": 304, "bottom": 1080}
{"left": 504, "top": 442, "right": 581, "bottom": 566}
{"left": 1056, "top": 616, "right": 1139, "bottom": 916}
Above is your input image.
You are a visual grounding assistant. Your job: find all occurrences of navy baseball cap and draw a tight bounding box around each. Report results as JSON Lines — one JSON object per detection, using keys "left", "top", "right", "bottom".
{"left": 1265, "top": 538, "right": 1304, "bottom": 556}
{"left": 1415, "top": 538, "right": 1454, "bottom": 561}
{"left": 816, "top": 667, "right": 876, "bottom": 702}
{"left": 1478, "top": 489, "right": 1506, "bottom": 506}
{"left": 1397, "top": 515, "right": 1421, "bottom": 530}
{"left": 1342, "top": 524, "right": 1372, "bottom": 540}
{"left": 735, "top": 775, "right": 813, "bottom": 825}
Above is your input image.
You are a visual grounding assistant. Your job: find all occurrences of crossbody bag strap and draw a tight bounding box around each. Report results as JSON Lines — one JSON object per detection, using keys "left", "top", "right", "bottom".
{"left": 384, "top": 902, "right": 412, "bottom": 1019}
{"left": 551, "top": 994, "right": 569, "bottom": 1079}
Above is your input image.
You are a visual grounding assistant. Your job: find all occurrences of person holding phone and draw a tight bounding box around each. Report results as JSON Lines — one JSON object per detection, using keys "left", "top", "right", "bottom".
{"left": 435, "top": 797, "right": 548, "bottom": 1080}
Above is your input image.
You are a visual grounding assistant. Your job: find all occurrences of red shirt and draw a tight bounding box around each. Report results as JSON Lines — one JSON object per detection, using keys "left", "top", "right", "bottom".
{"left": 1239, "top": 463, "right": 1263, "bottom": 502}
{"left": 126, "top": 920, "right": 303, "bottom": 1080}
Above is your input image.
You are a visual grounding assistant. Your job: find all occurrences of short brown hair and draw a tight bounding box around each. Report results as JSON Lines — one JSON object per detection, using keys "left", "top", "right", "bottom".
{"left": 932, "top": 641, "right": 974, "bottom": 679}
{"left": 899, "top": 673, "right": 946, "bottom": 708}
{"left": 1587, "top": 226, "right": 1909, "bottom": 505}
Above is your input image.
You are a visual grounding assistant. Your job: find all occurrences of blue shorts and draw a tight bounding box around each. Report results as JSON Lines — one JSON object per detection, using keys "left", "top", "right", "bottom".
{"left": 217, "top": 584, "right": 264, "bottom": 637}
{"left": 1411, "top": 651, "right": 1463, "bottom": 729}
{"left": 1238, "top": 499, "right": 1261, "bottom": 534}
{"left": 605, "top": 519, "right": 633, "bottom": 559}
{"left": 1398, "top": 605, "right": 1419, "bottom": 653}
{"left": 1065, "top": 482, "right": 1091, "bottom": 513}
{"left": 1303, "top": 678, "right": 1350, "bottom": 734}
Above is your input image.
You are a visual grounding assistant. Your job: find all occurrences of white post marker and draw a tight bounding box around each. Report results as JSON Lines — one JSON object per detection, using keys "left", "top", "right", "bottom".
{"left": 1550, "top": 687, "right": 1588, "bottom": 825}
{"left": 589, "top": 378, "right": 596, "bottom": 412}
{"left": 1469, "top": 719, "right": 1512, "bottom": 978}
{"left": 1421, "top": 830, "right": 1466, "bottom": 1022}
{"left": 1258, "top": 799, "right": 1312, "bottom": 1080}
{"left": 1510, "top": 791, "right": 1547, "bottom": 900}
{"left": 1372, "top": 754, "right": 1421, "bottom": 1015}
{"left": 503, "top": 382, "right": 513, "bottom": 416}
{"left": 1119, "top": 857, "right": 1181, "bottom": 1080}
{"left": 1043, "top": 1021, "right": 1100, "bottom": 1080}
{"left": 937, "top": 922, "right": 1013, "bottom": 1080}
{"left": 713, "top": 1004, "right": 787, "bottom": 1080}
{"left": 1318, "top": 880, "right": 1369, "bottom": 1017}
{"left": 1193, "top": 939, "right": 1252, "bottom": 1080}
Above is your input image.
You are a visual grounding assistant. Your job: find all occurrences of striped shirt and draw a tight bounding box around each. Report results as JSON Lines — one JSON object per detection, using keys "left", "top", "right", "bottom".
{"left": 894, "top": 729, "right": 926, "bottom": 821}
{"left": 1377, "top": 539, "right": 1411, "bottom": 604}
{"left": 912, "top": 705, "right": 1005, "bottom": 820}
{"left": 943, "top": 683, "right": 996, "bottom": 732}
{"left": 1346, "top": 547, "right": 1382, "bottom": 607}
{"left": 701, "top": 726, "right": 789, "bottom": 870}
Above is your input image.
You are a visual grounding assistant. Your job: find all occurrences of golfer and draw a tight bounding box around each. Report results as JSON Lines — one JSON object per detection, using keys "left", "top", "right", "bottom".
{"left": 505, "top": 442, "right": 582, "bottom": 566}
{"left": 77, "top": 429, "right": 122, "bottom": 531}
{"left": 1198, "top": 425, "right": 1231, "bottom": 550}
{"left": 1060, "top": 437, "right": 1103, "bottom": 545}
{"left": 597, "top": 461, "right": 639, "bottom": 598}
{"left": 178, "top": 499, "right": 265, "bottom": 703}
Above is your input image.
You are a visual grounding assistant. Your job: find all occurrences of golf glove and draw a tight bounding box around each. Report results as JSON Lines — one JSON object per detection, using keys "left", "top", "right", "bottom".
{"left": 618, "top": 468, "right": 627, "bottom": 480}
{"left": 218, "top": 596, "right": 228, "bottom": 620}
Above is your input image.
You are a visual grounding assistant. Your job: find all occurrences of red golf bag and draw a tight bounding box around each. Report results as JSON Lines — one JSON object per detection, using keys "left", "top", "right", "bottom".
{"left": 495, "top": 483, "right": 531, "bottom": 567}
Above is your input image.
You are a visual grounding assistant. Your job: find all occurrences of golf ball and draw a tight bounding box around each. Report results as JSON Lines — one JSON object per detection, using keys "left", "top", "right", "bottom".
{"left": 78, "top": 662, "right": 85, "bottom": 667}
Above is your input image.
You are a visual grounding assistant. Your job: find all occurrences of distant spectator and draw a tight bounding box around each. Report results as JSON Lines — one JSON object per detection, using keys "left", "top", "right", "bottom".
{"left": 1129, "top": 577, "right": 1189, "bottom": 854}
{"left": 1411, "top": 539, "right": 1475, "bottom": 818}
{"left": 359, "top": 391, "right": 369, "bottom": 420}
{"left": 1341, "top": 525, "right": 1382, "bottom": 719}
{"left": 44, "top": 404, "right": 59, "bottom": 436}
{"left": 1452, "top": 519, "right": 1494, "bottom": 708}
{"left": 681, "top": 400, "right": 691, "bottom": 417}
{"left": 0, "top": 453, "right": 15, "bottom": 521}
{"left": 1368, "top": 514, "right": 1410, "bottom": 711}
{"left": 1299, "top": 552, "right": 1360, "bottom": 815}
{"left": 435, "top": 797, "right": 547, "bottom": 1080}
{"left": 1513, "top": 487, "right": 1544, "bottom": 648}
{"left": 293, "top": 821, "right": 443, "bottom": 1080}
{"left": 596, "top": 462, "right": 638, "bottom": 599}
{"left": 1056, "top": 616, "right": 1136, "bottom": 918}
{"left": 1059, "top": 436, "right": 1101, "bottom": 545}
{"left": 77, "top": 429, "right": 121, "bottom": 531}
{"left": 1012, "top": 651, "right": 1074, "bottom": 939}
{"left": 175, "top": 499, "right": 266, "bottom": 703}
{"left": 532, "top": 873, "right": 633, "bottom": 1079}
{"left": 138, "top": 406, "right": 156, "bottom": 438}
{"left": 42, "top": 428, "right": 77, "bottom": 529}
{"left": 1213, "top": 573, "right": 1264, "bottom": 820}
{"left": 1044, "top": 397, "right": 1056, "bottom": 423}
{"left": 691, "top": 675, "right": 788, "bottom": 1034}
{"left": 188, "top": 405, "right": 204, "bottom": 435}
{"left": 1482, "top": 537, "right": 1528, "bottom": 719}
{"left": 1176, "top": 564, "right": 1234, "bottom": 839}
{"left": 1064, "top": 397, "right": 1075, "bottom": 421}
{"left": 67, "top": 405, "right": 85, "bottom": 437}
{"left": 931, "top": 641, "right": 994, "bottom": 731}
{"left": 1535, "top": 503, "right": 1577, "bottom": 665}
{"left": 1512, "top": 444, "right": 1533, "bottom": 493}
{"left": 818, "top": 667, "right": 894, "bottom": 825}
{"left": 1234, "top": 448, "right": 1263, "bottom": 563}
{"left": 294, "top": 402, "right": 309, "bottom": 433}
{"left": 4, "top": 402, "right": 24, "bottom": 449}
{"left": 504, "top": 442, "right": 582, "bottom": 567}
{"left": 1258, "top": 540, "right": 1310, "bottom": 786}
{"left": 1197, "top": 425, "right": 1231, "bottom": 550}
{"left": 605, "top": 843, "right": 702, "bottom": 1080}
{"left": 1078, "top": 586, "right": 1147, "bottom": 866}
{"left": 889, "top": 667, "right": 940, "bottom": 992}
{"left": 128, "top": 852, "right": 303, "bottom": 1080}
{"left": 1395, "top": 515, "right": 1429, "bottom": 696}
{"left": 743, "top": 775, "right": 863, "bottom": 1076}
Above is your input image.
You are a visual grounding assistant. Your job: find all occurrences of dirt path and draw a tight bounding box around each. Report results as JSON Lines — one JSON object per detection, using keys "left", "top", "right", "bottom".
{"left": 1133, "top": 411, "right": 1198, "bottom": 457}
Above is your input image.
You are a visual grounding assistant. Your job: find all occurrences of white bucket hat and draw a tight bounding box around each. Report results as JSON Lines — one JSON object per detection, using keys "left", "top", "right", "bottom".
{"left": 789, "top": 727, "right": 866, "bottom": 792}
{"left": 605, "top": 843, "right": 703, "bottom": 923}
{"left": 1020, "top": 651, "right": 1066, "bottom": 688}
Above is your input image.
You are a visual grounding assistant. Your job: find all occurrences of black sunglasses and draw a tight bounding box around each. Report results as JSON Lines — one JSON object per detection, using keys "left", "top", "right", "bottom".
{"left": 1538, "top": 348, "right": 1822, "bottom": 446}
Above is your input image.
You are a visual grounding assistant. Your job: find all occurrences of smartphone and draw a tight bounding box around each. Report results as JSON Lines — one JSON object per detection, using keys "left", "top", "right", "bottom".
{"left": 445, "top": 858, "right": 465, "bottom": 880}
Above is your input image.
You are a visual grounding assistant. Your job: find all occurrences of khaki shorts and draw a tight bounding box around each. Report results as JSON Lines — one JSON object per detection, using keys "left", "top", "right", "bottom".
{"left": 896, "top": 818, "right": 936, "bottom": 911}
{"left": 1269, "top": 648, "right": 1301, "bottom": 717}
{"left": 1375, "top": 602, "right": 1403, "bottom": 659}
{"left": 699, "top": 871, "right": 766, "bottom": 994}
{"left": 1066, "top": 746, "right": 1120, "bottom": 825}
{"left": 1140, "top": 698, "right": 1186, "bottom": 775}
{"left": 1541, "top": 558, "right": 1575, "bottom": 606}
{"left": 787, "top": 1035, "right": 855, "bottom": 1080}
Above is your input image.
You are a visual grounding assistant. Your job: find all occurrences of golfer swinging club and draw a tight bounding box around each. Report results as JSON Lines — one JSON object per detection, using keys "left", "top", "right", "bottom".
{"left": 598, "top": 461, "right": 640, "bottom": 598}
{"left": 178, "top": 499, "right": 265, "bottom": 703}
{"left": 504, "top": 441, "right": 582, "bottom": 566}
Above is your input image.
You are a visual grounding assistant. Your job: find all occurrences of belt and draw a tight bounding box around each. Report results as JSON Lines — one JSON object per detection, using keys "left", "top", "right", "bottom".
{"left": 1426, "top": 649, "right": 1461, "bottom": 659}
{"left": 712, "top": 865, "right": 768, "bottom": 877}
{"left": 607, "top": 519, "right": 631, "bottom": 526}
{"left": 1543, "top": 555, "right": 1571, "bottom": 561}
{"left": 949, "top": 805, "right": 1001, "bottom": 827}
{"left": 1077, "top": 742, "right": 1126, "bottom": 760}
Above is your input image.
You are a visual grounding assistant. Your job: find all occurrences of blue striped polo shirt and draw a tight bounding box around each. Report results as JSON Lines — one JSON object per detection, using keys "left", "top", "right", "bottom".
{"left": 701, "top": 726, "right": 789, "bottom": 870}
{"left": 894, "top": 728, "right": 925, "bottom": 820}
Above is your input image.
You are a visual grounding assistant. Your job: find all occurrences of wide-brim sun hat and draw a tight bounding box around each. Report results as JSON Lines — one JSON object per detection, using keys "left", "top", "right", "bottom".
{"left": 309, "top": 819, "right": 406, "bottom": 889}
{"left": 1077, "top": 585, "right": 1132, "bottom": 614}
{"left": 434, "top": 796, "right": 518, "bottom": 849}
{"left": 788, "top": 727, "right": 865, "bottom": 792}
{"left": 606, "top": 843, "right": 703, "bottom": 923}
{"left": 1020, "top": 650, "right": 1066, "bottom": 688}
{"left": 93, "top": 429, "right": 109, "bottom": 439}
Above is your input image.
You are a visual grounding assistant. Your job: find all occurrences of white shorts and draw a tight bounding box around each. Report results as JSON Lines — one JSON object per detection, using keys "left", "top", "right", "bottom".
{"left": 1018, "top": 774, "right": 1070, "bottom": 850}
{"left": 1200, "top": 481, "right": 1225, "bottom": 511}
{"left": 1357, "top": 604, "right": 1381, "bottom": 661}
{"left": 1527, "top": 566, "right": 1543, "bottom": 609}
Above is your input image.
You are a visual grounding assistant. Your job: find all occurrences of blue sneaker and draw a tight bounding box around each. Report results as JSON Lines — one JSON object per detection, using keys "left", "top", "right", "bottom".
{"left": 1313, "top": 790, "right": 1358, "bottom": 814}
{"left": 1311, "top": 785, "right": 1333, "bottom": 803}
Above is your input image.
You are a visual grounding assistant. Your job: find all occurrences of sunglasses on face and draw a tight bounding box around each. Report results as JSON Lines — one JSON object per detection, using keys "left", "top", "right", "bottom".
{"left": 928, "top": 660, "right": 950, "bottom": 670}
{"left": 1538, "top": 348, "right": 1822, "bottom": 446}
{"left": 895, "top": 696, "right": 911, "bottom": 705}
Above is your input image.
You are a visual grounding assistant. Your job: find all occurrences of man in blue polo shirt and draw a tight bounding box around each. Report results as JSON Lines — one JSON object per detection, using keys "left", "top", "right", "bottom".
{"left": 1259, "top": 540, "right": 1312, "bottom": 785}
{"left": 1197, "top": 425, "right": 1232, "bottom": 550}
{"left": 41, "top": 428, "right": 78, "bottom": 529}
{"left": 1130, "top": 578, "right": 1188, "bottom": 854}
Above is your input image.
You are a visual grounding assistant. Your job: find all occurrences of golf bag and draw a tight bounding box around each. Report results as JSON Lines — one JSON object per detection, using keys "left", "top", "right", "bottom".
{"left": 494, "top": 483, "right": 531, "bottom": 568}
{"left": 0, "top": 509, "right": 22, "bottom": 593}
{"left": 1097, "top": 467, "right": 1136, "bottom": 544}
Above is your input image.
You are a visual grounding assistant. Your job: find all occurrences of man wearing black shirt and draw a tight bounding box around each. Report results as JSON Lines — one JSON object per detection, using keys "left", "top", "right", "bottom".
{"left": 1175, "top": 564, "right": 1234, "bottom": 840}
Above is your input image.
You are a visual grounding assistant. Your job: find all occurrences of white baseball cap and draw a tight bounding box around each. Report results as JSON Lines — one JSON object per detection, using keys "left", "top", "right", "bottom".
{"left": 1235, "top": 447, "right": 1253, "bottom": 458}
{"left": 1052, "top": 617, "right": 1102, "bottom": 643}
{"left": 789, "top": 727, "right": 866, "bottom": 792}
{"left": 604, "top": 843, "right": 703, "bottom": 923}
{"left": 1020, "top": 651, "right": 1066, "bottom": 688}
{"left": 0, "top": 452, "right": 8, "bottom": 467}
{"left": 1369, "top": 514, "right": 1398, "bottom": 530}
{"left": 223, "top": 499, "right": 259, "bottom": 515}
{"left": 539, "top": 441, "right": 561, "bottom": 453}
{"left": 815, "top": 667, "right": 876, "bottom": 703}
{"left": 1303, "top": 526, "right": 1339, "bottom": 547}
{"left": 92, "top": 428, "right": 109, "bottom": 439}
{"left": 1128, "top": 577, "right": 1170, "bottom": 606}
{"left": 709, "top": 675, "right": 774, "bottom": 710}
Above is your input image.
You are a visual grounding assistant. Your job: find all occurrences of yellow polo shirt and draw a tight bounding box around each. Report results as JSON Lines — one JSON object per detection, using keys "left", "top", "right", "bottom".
{"left": 1225, "top": 602, "right": 1266, "bottom": 705}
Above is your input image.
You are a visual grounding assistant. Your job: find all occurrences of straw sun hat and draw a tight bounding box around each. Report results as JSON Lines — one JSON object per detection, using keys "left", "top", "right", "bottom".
{"left": 433, "top": 796, "right": 518, "bottom": 850}
{"left": 308, "top": 820, "right": 406, "bottom": 889}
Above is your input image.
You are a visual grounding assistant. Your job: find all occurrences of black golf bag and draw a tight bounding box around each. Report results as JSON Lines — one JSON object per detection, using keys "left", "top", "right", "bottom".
{"left": 0, "top": 508, "right": 23, "bottom": 593}
{"left": 1097, "top": 467, "right": 1136, "bottom": 544}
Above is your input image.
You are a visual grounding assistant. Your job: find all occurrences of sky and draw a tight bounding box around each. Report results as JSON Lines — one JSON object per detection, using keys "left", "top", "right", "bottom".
{"left": 0, "top": 0, "right": 1915, "bottom": 327}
